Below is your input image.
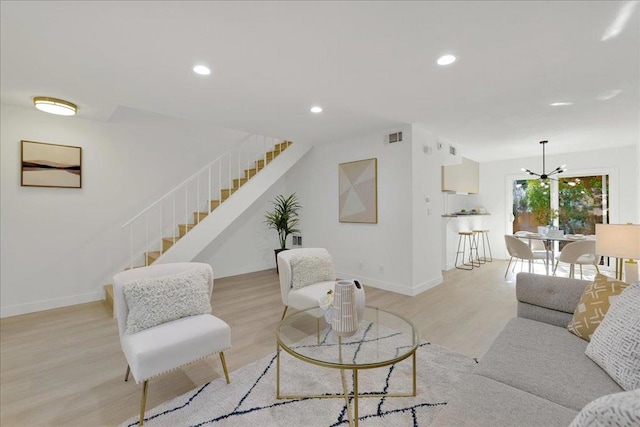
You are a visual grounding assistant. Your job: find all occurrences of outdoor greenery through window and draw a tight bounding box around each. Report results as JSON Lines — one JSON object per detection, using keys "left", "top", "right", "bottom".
{"left": 513, "top": 175, "right": 609, "bottom": 235}
{"left": 558, "top": 176, "right": 608, "bottom": 235}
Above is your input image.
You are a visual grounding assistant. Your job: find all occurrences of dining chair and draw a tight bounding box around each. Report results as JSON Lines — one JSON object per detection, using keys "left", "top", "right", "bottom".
{"left": 504, "top": 235, "right": 548, "bottom": 277}
{"left": 530, "top": 239, "right": 549, "bottom": 257}
{"left": 113, "top": 262, "right": 231, "bottom": 426}
{"left": 553, "top": 239, "right": 600, "bottom": 279}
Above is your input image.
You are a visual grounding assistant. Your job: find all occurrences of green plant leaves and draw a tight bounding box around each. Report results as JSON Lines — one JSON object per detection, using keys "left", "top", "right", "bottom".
{"left": 264, "top": 193, "right": 301, "bottom": 249}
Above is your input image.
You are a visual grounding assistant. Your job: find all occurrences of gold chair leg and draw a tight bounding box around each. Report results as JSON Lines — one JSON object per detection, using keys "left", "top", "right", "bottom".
{"left": 139, "top": 380, "right": 148, "bottom": 426}
{"left": 553, "top": 261, "right": 559, "bottom": 276}
{"left": 595, "top": 264, "right": 600, "bottom": 274}
{"left": 125, "top": 365, "right": 130, "bottom": 382}
{"left": 580, "top": 264, "right": 583, "bottom": 279}
{"left": 219, "top": 352, "right": 230, "bottom": 384}
{"left": 280, "top": 306, "right": 288, "bottom": 321}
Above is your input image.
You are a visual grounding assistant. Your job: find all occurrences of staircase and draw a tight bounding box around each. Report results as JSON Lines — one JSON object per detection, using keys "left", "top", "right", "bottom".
{"left": 104, "top": 136, "right": 309, "bottom": 315}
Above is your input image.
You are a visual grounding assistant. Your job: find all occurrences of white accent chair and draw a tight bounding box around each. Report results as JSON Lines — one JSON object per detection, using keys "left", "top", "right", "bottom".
{"left": 553, "top": 239, "right": 600, "bottom": 279}
{"left": 113, "top": 262, "right": 231, "bottom": 426}
{"left": 505, "top": 235, "right": 549, "bottom": 277}
{"left": 277, "top": 248, "right": 336, "bottom": 320}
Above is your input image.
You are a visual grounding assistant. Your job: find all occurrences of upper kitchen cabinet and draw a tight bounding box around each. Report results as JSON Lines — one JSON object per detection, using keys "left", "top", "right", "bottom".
{"left": 441, "top": 157, "right": 479, "bottom": 194}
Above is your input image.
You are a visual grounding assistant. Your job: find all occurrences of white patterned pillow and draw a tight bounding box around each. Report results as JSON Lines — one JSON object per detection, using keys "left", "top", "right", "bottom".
{"left": 569, "top": 389, "right": 640, "bottom": 427}
{"left": 585, "top": 282, "right": 640, "bottom": 391}
{"left": 123, "top": 268, "right": 211, "bottom": 334}
{"left": 290, "top": 248, "right": 336, "bottom": 289}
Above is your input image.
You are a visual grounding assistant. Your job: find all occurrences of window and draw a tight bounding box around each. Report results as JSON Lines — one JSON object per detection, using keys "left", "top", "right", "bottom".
{"left": 512, "top": 174, "right": 610, "bottom": 236}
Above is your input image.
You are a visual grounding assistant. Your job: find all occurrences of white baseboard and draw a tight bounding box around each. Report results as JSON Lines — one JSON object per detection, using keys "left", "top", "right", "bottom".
{"left": 410, "top": 276, "right": 444, "bottom": 295}
{"left": 0, "top": 290, "right": 104, "bottom": 319}
{"left": 336, "top": 271, "right": 443, "bottom": 296}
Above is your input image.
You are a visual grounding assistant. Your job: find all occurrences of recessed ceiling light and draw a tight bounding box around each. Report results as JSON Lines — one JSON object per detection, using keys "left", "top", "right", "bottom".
{"left": 33, "top": 97, "right": 77, "bottom": 116}
{"left": 550, "top": 102, "right": 573, "bottom": 107}
{"left": 436, "top": 54, "right": 456, "bottom": 66}
{"left": 193, "top": 65, "right": 211, "bottom": 75}
{"left": 310, "top": 106, "right": 323, "bottom": 113}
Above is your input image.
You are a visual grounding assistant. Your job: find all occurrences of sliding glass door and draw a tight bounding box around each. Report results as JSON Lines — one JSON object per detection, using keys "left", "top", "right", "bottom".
{"left": 512, "top": 179, "right": 552, "bottom": 233}
{"left": 558, "top": 175, "right": 608, "bottom": 235}
{"left": 512, "top": 174, "right": 609, "bottom": 235}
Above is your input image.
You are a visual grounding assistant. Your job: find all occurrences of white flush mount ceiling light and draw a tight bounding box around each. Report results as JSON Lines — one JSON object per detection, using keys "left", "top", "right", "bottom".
{"left": 436, "top": 54, "right": 457, "bottom": 66}
{"left": 550, "top": 102, "right": 573, "bottom": 106}
{"left": 33, "top": 97, "right": 77, "bottom": 116}
{"left": 310, "top": 106, "right": 323, "bottom": 113}
{"left": 193, "top": 65, "right": 211, "bottom": 75}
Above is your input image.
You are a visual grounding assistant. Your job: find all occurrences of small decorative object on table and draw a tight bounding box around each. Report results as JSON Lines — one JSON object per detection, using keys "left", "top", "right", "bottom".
{"left": 319, "top": 289, "right": 334, "bottom": 324}
{"left": 330, "top": 280, "right": 366, "bottom": 336}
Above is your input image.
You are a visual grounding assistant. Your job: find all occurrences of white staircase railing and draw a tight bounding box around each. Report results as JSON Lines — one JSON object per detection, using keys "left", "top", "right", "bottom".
{"left": 121, "top": 133, "right": 287, "bottom": 269}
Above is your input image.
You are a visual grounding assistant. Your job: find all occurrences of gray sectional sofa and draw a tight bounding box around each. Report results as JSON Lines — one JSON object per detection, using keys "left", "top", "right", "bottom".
{"left": 432, "top": 272, "right": 624, "bottom": 427}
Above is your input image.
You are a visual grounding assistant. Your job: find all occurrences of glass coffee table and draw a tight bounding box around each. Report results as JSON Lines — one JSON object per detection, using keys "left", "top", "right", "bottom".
{"left": 276, "top": 306, "right": 419, "bottom": 426}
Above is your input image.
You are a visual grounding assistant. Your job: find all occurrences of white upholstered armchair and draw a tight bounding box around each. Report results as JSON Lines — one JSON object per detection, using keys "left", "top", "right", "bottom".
{"left": 113, "top": 262, "right": 231, "bottom": 426}
{"left": 277, "top": 248, "right": 336, "bottom": 320}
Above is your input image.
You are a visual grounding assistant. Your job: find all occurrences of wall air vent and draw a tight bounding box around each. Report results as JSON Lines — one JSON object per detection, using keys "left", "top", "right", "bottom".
{"left": 384, "top": 131, "right": 403, "bottom": 144}
{"left": 449, "top": 145, "right": 457, "bottom": 156}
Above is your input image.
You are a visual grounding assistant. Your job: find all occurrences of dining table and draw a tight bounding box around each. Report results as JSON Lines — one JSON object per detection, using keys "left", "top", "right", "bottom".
{"left": 512, "top": 232, "right": 596, "bottom": 275}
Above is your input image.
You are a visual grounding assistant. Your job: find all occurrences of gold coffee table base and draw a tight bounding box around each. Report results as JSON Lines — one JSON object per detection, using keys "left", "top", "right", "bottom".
{"left": 276, "top": 308, "right": 419, "bottom": 427}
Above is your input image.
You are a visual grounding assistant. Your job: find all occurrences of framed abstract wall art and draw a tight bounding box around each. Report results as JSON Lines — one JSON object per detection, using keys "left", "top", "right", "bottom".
{"left": 21, "top": 140, "right": 82, "bottom": 188}
{"left": 338, "top": 158, "right": 377, "bottom": 223}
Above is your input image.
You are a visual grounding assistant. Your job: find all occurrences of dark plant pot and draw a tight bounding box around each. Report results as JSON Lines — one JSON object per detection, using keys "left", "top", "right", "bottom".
{"left": 274, "top": 248, "right": 289, "bottom": 274}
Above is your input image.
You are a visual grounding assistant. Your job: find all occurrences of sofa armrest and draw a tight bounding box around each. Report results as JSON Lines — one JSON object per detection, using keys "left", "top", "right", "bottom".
{"left": 516, "top": 272, "right": 589, "bottom": 327}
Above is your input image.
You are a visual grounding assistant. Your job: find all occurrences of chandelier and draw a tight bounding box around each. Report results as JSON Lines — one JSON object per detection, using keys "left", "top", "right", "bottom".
{"left": 521, "top": 140, "right": 566, "bottom": 180}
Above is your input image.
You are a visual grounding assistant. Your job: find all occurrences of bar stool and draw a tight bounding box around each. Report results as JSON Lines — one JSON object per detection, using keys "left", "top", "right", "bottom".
{"left": 455, "top": 231, "right": 480, "bottom": 270}
{"left": 473, "top": 229, "right": 493, "bottom": 263}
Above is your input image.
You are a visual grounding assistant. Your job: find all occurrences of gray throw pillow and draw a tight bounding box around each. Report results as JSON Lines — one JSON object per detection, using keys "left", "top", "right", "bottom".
{"left": 585, "top": 282, "right": 640, "bottom": 391}
{"left": 123, "top": 268, "right": 211, "bottom": 334}
{"left": 569, "top": 389, "right": 640, "bottom": 427}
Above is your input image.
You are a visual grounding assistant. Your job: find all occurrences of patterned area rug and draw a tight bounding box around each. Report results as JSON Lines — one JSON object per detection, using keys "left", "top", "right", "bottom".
{"left": 121, "top": 338, "right": 476, "bottom": 426}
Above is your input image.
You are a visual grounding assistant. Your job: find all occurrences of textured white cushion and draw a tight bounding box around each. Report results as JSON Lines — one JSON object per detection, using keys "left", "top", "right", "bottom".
{"left": 569, "top": 389, "right": 640, "bottom": 427}
{"left": 289, "top": 248, "right": 336, "bottom": 289}
{"left": 586, "top": 282, "right": 640, "bottom": 391}
{"left": 122, "top": 314, "right": 231, "bottom": 383}
{"left": 123, "top": 268, "right": 211, "bottom": 335}
{"left": 287, "top": 280, "right": 336, "bottom": 312}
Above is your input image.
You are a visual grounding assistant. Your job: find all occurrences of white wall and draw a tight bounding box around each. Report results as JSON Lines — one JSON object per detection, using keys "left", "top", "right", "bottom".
{"left": 282, "top": 125, "right": 440, "bottom": 295}
{"left": 476, "top": 145, "right": 639, "bottom": 259}
{"left": 0, "top": 104, "right": 247, "bottom": 317}
{"left": 411, "top": 125, "right": 445, "bottom": 291}
{"left": 194, "top": 176, "right": 289, "bottom": 278}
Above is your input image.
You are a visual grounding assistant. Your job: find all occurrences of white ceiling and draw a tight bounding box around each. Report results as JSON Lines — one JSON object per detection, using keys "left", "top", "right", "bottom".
{"left": 1, "top": 1, "right": 638, "bottom": 161}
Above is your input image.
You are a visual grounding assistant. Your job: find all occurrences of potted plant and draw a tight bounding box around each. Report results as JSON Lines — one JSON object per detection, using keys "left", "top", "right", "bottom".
{"left": 264, "top": 193, "right": 301, "bottom": 271}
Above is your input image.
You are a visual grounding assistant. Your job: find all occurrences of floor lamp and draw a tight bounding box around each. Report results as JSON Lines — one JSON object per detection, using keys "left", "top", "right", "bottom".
{"left": 595, "top": 224, "right": 640, "bottom": 283}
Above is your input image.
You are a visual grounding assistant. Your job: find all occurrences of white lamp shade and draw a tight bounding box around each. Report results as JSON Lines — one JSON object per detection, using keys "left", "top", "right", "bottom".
{"left": 596, "top": 224, "right": 640, "bottom": 260}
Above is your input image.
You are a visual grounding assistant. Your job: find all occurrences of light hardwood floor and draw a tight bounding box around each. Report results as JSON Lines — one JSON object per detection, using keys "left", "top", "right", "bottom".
{"left": 1, "top": 260, "right": 545, "bottom": 426}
